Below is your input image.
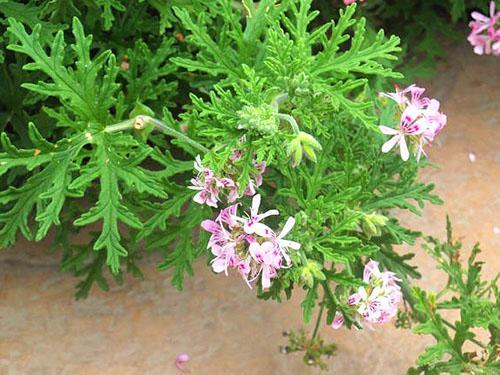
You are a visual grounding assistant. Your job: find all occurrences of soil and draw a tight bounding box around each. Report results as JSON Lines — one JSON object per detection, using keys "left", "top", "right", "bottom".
{"left": 0, "top": 43, "right": 499, "bottom": 375}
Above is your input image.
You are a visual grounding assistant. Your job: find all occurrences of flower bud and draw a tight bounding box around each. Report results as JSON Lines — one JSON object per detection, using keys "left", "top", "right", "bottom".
{"left": 361, "top": 212, "right": 387, "bottom": 238}
{"left": 289, "top": 72, "right": 312, "bottom": 97}
{"left": 287, "top": 132, "right": 322, "bottom": 167}
{"left": 287, "top": 137, "right": 303, "bottom": 167}
{"left": 237, "top": 104, "right": 279, "bottom": 134}
{"left": 300, "top": 260, "right": 325, "bottom": 287}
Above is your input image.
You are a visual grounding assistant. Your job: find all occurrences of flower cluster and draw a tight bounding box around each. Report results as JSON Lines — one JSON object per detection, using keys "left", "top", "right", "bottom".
{"left": 188, "top": 153, "right": 265, "bottom": 207}
{"left": 379, "top": 84, "right": 447, "bottom": 161}
{"left": 468, "top": 2, "right": 500, "bottom": 56}
{"left": 201, "top": 194, "right": 300, "bottom": 289}
{"left": 333, "top": 260, "right": 402, "bottom": 329}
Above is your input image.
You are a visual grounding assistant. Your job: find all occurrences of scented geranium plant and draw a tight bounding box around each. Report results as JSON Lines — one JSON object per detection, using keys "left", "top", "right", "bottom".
{"left": 0, "top": 0, "right": 498, "bottom": 372}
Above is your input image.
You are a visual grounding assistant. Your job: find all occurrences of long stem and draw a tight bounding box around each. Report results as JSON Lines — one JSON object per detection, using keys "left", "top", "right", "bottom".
{"left": 312, "top": 300, "right": 325, "bottom": 340}
{"left": 104, "top": 116, "right": 210, "bottom": 154}
{"left": 271, "top": 92, "right": 289, "bottom": 110}
{"left": 435, "top": 286, "right": 450, "bottom": 300}
{"left": 276, "top": 113, "right": 300, "bottom": 134}
{"left": 104, "top": 118, "right": 135, "bottom": 133}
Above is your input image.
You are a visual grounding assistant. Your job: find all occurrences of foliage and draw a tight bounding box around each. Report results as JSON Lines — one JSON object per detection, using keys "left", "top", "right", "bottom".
{"left": 0, "top": 3, "right": 202, "bottom": 296}
{"left": 1, "top": 0, "right": 497, "bottom": 372}
{"left": 407, "top": 217, "right": 499, "bottom": 374}
{"left": 0, "top": 1, "right": 438, "bottom": 301}
{"left": 315, "top": 0, "right": 495, "bottom": 79}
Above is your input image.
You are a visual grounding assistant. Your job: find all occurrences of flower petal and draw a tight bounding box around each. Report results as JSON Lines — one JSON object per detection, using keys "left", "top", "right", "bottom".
{"left": 379, "top": 126, "right": 400, "bottom": 135}
{"left": 281, "top": 240, "right": 301, "bottom": 250}
{"left": 201, "top": 220, "right": 218, "bottom": 234}
{"left": 279, "top": 217, "right": 296, "bottom": 238}
{"left": 331, "top": 312, "right": 344, "bottom": 329}
{"left": 252, "top": 222, "right": 275, "bottom": 237}
{"left": 399, "top": 137, "right": 410, "bottom": 161}
{"left": 251, "top": 194, "right": 261, "bottom": 215}
{"left": 363, "top": 260, "right": 380, "bottom": 283}
{"left": 381, "top": 135, "right": 401, "bottom": 153}
{"left": 211, "top": 257, "right": 227, "bottom": 273}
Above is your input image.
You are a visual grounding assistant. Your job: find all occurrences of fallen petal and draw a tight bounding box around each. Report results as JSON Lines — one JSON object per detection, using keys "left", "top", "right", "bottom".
{"left": 468, "top": 151, "right": 477, "bottom": 162}
{"left": 175, "top": 353, "right": 190, "bottom": 372}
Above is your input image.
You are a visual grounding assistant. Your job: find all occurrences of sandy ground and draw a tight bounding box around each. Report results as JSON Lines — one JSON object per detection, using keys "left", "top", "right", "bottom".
{"left": 0, "top": 43, "right": 499, "bottom": 375}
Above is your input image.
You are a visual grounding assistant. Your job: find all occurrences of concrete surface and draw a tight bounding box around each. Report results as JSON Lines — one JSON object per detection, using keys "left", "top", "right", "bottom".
{"left": 0, "top": 43, "right": 499, "bottom": 374}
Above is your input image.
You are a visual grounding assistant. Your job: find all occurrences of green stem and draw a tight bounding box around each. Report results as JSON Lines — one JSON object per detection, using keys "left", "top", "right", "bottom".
{"left": 148, "top": 117, "right": 210, "bottom": 153}
{"left": 312, "top": 299, "right": 325, "bottom": 340}
{"left": 104, "top": 118, "right": 135, "bottom": 133}
{"left": 104, "top": 115, "right": 210, "bottom": 154}
{"left": 271, "top": 92, "right": 289, "bottom": 110}
{"left": 435, "top": 286, "right": 450, "bottom": 300}
{"left": 441, "top": 319, "right": 486, "bottom": 349}
{"left": 276, "top": 113, "right": 300, "bottom": 134}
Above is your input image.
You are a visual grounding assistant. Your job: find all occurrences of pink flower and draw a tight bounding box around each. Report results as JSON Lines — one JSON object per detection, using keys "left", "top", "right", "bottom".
{"left": 248, "top": 216, "right": 299, "bottom": 288}
{"left": 190, "top": 151, "right": 265, "bottom": 208}
{"left": 344, "top": 0, "right": 365, "bottom": 4}
{"left": 201, "top": 197, "right": 300, "bottom": 289}
{"left": 240, "top": 194, "right": 278, "bottom": 236}
{"left": 244, "top": 161, "right": 266, "bottom": 197}
{"left": 201, "top": 204, "right": 242, "bottom": 275}
{"left": 189, "top": 156, "right": 220, "bottom": 207}
{"left": 189, "top": 156, "right": 240, "bottom": 207}
{"left": 363, "top": 259, "right": 381, "bottom": 282}
{"left": 271, "top": 217, "right": 301, "bottom": 264}
{"left": 219, "top": 177, "right": 239, "bottom": 203}
{"left": 331, "top": 312, "right": 345, "bottom": 329}
{"left": 229, "top": 148, "right": 243, "bottom": 161}
{"left": 379, "top": 85, "right": 447, "bottom": 161}
{"left": 348, "top": 260, "right": 402, "bottom": 326}
{"left": 467, "top": 2, "right": 500, "bottom": 56}
{"left": 379, "top": 84, "right": 409, "bottom": 105}
{"left": 379, "top": 105, "right": 425, "bottom": 161}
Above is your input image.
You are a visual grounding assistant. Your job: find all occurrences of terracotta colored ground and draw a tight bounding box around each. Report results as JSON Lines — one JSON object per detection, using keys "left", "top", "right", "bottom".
{"left": 0, "top": 43, "right": 499, "bottom": 375}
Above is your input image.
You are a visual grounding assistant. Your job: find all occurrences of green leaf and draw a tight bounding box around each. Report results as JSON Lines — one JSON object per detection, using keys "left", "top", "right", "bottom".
{"left": 157, "top": 202, "right": 209, "bottom": 290}
{"left": 7, "top": 17, "right": 119, "bottom": 123}
{"left": 416, "top": 343, "right": 448, "bottom": 366}
{"left": 0, "top": 1, "right": 65, "bottom": 41}
{"left": 301, "top": 281, "right": 318, "bottom": 323}
{"left": 74, "top": 133, "right": 144, "bottom": 273}
{"left": 94, "top": 0, "right": 126, "bottom": 30}
{"left": 0, "top": 127, "right": 88, "bottom": 244}
{"left": 363, "top": 182, "right": 442, "bottom": 215}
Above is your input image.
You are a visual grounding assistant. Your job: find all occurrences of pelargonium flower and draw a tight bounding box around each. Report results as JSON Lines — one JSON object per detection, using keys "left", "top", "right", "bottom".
{"left": 467, "top": 2, "right": 500, "bottom": 56}
{"left": 344, "top": 0, "right": 365, "bottom": 5}
{"left": 190, "top": 151, "right": 267, "bottom": 208}
{"left": 201, "top": 195, "right": 300, "bottom": 289}
{"left": 240, "top": 194, "right": 278, "bottom": 236}
{"left": 188, "top": 156, "right": 222, "bottom": 207}
{"left": 249, "top": 217, "right": 300, "bottom": 288}
{"left": 331, "top": 312, "right": 345, "bottom": 330}
{"left": 201, "top": 204, "right": 243, "bottom": 275}
{"left": 348, "top": 260, "right": 402, "bottom": 326}
{"left": 379, "top": 85, "right": 447, "bottom": 161}
{"left": 188, "top": 156, "right": 240, "bottom": 207}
